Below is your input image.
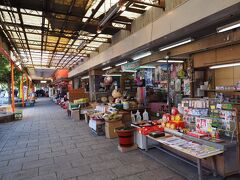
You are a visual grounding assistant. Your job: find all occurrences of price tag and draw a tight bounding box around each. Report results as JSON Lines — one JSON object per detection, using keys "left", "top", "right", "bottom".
{"left": 210, "top": 105, "right": 216, "bottom": 110}
{"left": 216, "top": 104, "right": 222, "bottom": 109}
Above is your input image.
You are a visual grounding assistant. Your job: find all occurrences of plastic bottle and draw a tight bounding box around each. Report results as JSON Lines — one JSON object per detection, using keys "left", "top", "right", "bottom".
{"left": 136, "top": 110, "right": 142, "bottom": 122}
{"left": 143, "top": 109, "right": 149, "bottom": 121}
{"left": 131, "top": 111, "right": 136, "bottom": 123}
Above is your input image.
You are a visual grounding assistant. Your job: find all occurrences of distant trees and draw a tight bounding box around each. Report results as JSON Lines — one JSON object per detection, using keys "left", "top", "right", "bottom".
{"left": 0, "top": 55, "right": 21, "bottom": 103}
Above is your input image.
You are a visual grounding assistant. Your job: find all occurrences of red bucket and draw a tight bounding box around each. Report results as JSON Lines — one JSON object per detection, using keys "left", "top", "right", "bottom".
{"left": 115, "top": 128, "right": 135, "bottom": 147}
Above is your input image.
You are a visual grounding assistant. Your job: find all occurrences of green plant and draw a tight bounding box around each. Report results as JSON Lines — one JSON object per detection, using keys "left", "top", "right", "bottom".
{"left": 0, "top": 55, "right": 21, "bottom": 103}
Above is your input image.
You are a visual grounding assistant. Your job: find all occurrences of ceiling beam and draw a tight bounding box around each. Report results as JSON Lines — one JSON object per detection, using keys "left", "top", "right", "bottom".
{"left": 126, "top": 7, "right": 145, "bottom": 14}
{"left": 41, "top": 0, "right": 46, "bottom": 68}
{"left": 8, "top": 29, "right": 111, "bottom": 43}
{"left": 17, "top": 7, "right": 34, "bottom": 67}
{"left": 131, "top": 0, "right": 165, "bottom": 9}
{"left": 56, "top": 0, "right": 105, "bottom": 68}
{"left": 48, "top": 0, "right": 76, "bottom": 67}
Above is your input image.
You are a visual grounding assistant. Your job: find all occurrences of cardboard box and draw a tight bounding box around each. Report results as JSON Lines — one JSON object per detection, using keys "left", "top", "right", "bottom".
{"left": 105, "top": 120, "right": 123, "bottom": 139}
{"left": 71, "top": 110, "right": 80, "bottom": 120}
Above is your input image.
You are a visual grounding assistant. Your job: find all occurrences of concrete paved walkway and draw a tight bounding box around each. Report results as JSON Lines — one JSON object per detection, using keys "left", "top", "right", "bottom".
{"left": 0, "top": 98, "right": 185, "bottom": 180}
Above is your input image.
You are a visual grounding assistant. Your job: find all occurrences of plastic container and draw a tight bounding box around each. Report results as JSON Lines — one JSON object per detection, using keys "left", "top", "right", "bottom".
{"left": 136, "top": 110, "right": 142, "bottom": 122}
{"left": 143, "top": 109, "right": 149, "bottom": 121}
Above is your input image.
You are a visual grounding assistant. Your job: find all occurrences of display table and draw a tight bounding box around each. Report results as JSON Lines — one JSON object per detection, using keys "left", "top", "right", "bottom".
{"left": 145, "top": 134, "right": 223, "bottom": 180}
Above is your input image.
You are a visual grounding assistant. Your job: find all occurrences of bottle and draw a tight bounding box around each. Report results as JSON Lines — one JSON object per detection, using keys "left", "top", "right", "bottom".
{"left": 136, "top": 110, "right": 142, "bottom": 122}
{"left": 143, "top": 109, "right": 149, "bottom": 121}
{"left": 131, "top": 111, "right": 136, "bottom": 123}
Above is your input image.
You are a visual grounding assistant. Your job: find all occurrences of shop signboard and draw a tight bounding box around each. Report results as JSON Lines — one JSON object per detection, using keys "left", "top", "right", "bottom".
{"left": 121, "top": 61, "right": 139, "bottom": 71}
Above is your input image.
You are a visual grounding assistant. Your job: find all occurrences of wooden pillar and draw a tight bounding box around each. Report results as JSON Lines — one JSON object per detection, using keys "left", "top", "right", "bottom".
{"left": 11, "top": 61, "right": 15, "bottom": 112}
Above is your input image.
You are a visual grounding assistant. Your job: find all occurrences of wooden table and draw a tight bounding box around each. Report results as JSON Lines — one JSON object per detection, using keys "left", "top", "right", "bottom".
{"left": 145, "top": 134, "right": 223, "bottom": 180}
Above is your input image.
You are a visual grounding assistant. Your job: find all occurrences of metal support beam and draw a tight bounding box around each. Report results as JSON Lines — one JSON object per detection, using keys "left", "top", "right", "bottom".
{"left": 17, "top": 7, "right": 34, "bottom": 67}
{"left": 41, "top": 0, "right": 46, "bottom": 68}
{"left": 11, "top": 61, "right": 15, "bottom": 112}
{"left": 48, "top": 0, "right": 76, "bottom": 67}
{"left": 56, "top": 0, "right": 105, "bottom": 68}
{"left": 131, "top": 0, "right": 165, "bottom": 9}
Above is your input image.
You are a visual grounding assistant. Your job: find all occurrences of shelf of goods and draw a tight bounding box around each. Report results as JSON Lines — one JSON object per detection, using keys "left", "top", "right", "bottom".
{"left": 133, "top": 97, "right": 240, "bottom": 178}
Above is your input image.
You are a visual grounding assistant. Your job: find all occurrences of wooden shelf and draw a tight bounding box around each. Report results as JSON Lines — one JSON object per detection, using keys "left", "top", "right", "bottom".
{"left": 205, "top": 89, "right": 240, "bottom": 93}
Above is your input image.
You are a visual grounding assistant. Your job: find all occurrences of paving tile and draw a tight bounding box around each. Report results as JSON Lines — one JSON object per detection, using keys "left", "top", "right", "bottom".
{"left": 1, "top": 168, "right": 38, "bottom": 180}
{"left": 57, "top": 165, "right": 92, "bottom": 180}
{"left": 136, "top": 168, "right": 179, "bottom": 180}
{"left": 0, "top": 152, "right": 25, "bottom": 162}
{"left": 90, "top": 159, "right": 123, "bottom": 172}
{"left": 8, "top": 155, "right": 39, "bottom": 166}
{"left": 0, "top": 164, "right": 22, "bottom": 175}
{"left": 70, "top": 156, "right": 102, "bottom": 168}
{"left": 39, "top": 161, "right": 72, "bottom": 176}
{"left": 27, "top": 173, "right": 57, "bottom": 180}
{"left": 115, "top": 175, "right": 141, "bottom": 180}
{"left": 39, "top": 150, "right": 66, "bottom": 160}
{"left": 111, "top": 164, "right": 147, "bottom": 178}
{"left": 22, "top": 158, "right": 54, "bottom": 169}
{"left": 54, "top": 152, "right": 83, "bottom": 164}
{"left": 25, "top": 148, "right": 52, "bottom": 157}
{"left": 0, "top": 161, "right": 8, "bottom": 168}
{"left": 77, "top": 169, "right": 117, "bottom": 180}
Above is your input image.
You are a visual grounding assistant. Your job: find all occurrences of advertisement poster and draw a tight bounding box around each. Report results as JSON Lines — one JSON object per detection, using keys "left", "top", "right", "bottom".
{"left": 184, "top": 79, "right": 191, "bottom": 95}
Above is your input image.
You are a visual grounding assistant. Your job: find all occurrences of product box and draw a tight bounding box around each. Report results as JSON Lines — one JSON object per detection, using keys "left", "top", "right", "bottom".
{"left": 105, "top": 120, "right": 123, "bottom": 138}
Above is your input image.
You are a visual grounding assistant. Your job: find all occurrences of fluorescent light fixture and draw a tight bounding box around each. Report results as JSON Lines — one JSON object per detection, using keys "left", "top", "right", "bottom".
{"left": 115, "top": 61, "right": 128, "bottom": 67}
{"left": 121, "top": 70, "right": 137, "bottom": 73}
{"left": 132, "top": 51, "right": 151, "bottom": 61}
{"left": 103, "top": 74, "right": 122, "bottom": 77}
{"left": 217, "top": 20, "right": 240, "bottom": 33}
{"left": 159, "top": 38, "right": 193, "bottom": 51}
{"left": 40, "top": 81, "right": 47, "bottom": 83}
{"left": 139, "top": 66, "right": 156, "bottom": 69}
{"left": 81, "top": 76, "right": 89, "bottom": 80}
{"left": 210, "top": 63, "right": 240, "bottom": 69}
{"left": 102, "top": 66, "right": 112, "bottom": 71}
{"left": 157, "top": 60, "right": 184, "bottom": 63}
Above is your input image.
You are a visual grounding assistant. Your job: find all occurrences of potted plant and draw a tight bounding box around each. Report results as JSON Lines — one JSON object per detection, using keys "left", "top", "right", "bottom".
{"left": 115, "top": 126, "right": 136, "bottom": 147}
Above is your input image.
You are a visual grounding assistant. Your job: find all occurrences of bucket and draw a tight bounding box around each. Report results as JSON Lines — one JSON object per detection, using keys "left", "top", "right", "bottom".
{"left": 115, "top": 127, "right": 135, "bottom": 147}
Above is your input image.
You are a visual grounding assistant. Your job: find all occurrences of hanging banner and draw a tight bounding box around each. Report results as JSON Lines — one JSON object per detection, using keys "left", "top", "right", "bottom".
{"left": 121, "top": 61, "right": 139, "bottom": 71}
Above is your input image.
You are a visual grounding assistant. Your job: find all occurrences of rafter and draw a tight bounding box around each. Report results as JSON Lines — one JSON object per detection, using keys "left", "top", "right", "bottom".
{"left": 16, "top": 7, "right": 34, "bottom": 67}
{"left": 48, "top": 0, "right": 77, "bottom": 67}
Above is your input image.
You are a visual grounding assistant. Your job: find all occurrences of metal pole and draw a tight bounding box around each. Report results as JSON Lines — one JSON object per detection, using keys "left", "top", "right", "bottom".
{"left": 26, "top": 75, "right": 29, "bottom": 99}
{"left": 167, "top": 58, "right": 171, "bottom": 113}
{"left": 11, "top": 61, "right": 15, "bottom": 112}
{"left": 21, "top": 75, "right": 24, "bottom": 107}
